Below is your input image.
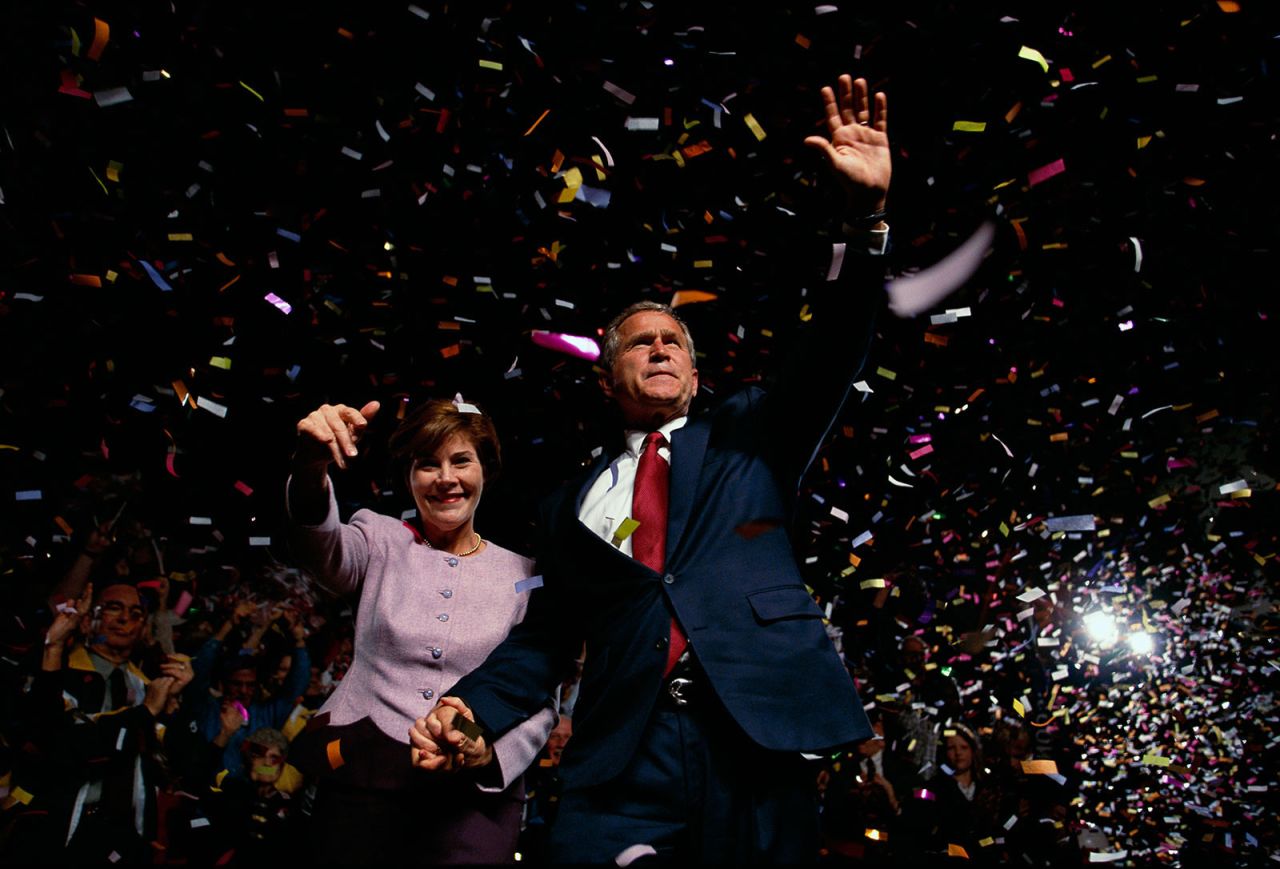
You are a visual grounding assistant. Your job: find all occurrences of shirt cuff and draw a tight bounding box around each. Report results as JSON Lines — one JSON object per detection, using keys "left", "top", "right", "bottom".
{"left": 840, "top": 222, "right": 890, "bottom": 257}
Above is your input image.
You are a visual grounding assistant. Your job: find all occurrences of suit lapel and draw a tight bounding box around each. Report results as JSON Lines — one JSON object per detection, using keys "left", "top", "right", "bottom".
{"left": 665, "top": 415, "right": 710, "bottom": 562}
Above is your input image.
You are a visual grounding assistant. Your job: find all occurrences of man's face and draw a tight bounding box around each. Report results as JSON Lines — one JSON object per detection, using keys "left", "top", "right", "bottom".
{"left": 89, "top": 584, "right": 146, "bottom": 654}
{"left": 225, "top": 667, "right": 258, "bottom": 705}
{"left": 603, "top": 311, "right": 699, "bottom": 428}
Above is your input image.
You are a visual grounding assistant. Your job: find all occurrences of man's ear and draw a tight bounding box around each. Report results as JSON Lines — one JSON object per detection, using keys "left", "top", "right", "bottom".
{"left": 597, "top": 370, "right": 614, "bottom": 399}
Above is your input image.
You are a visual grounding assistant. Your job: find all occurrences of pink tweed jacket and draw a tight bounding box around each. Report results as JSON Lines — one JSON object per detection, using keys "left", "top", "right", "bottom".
{"left": 286, "top": 481, "right": 555, "bottom": 789}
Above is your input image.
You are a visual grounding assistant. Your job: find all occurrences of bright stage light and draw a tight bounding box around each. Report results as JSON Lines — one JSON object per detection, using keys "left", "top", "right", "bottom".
{"left": 1128, "top": 632, "right": 1155, "bottom": 655}
{"left": 1083, "top": 610, "right": 1119, "bottom": 646}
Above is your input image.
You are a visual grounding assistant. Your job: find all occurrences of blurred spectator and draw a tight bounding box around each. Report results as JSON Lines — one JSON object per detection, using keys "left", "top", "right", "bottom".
{"left": 4, "top": 580, "right": 197, "bottom": 866}
{"left": 187, "top": 599, "right": 310, "bottom": 781}
{"left": 186, "top": 727, "right": 301, "bottom": 866}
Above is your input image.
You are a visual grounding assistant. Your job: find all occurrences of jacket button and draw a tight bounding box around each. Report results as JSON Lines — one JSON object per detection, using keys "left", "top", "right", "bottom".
{"left": 431, "top": 648, "right": 443, "bottom": 659}
{"left": 663, "top": 574, "right": 675, "bottom": 585}
{"left": 447, "top": 557, "right": 459, "bottom": 567}
{"left": 441, "top": 589, "right": 453, "bottom": 599}
{"left": 420, "top": 688, "right": 435, "bottom": 700}
{"left": 438, "top": 614, "right": 449, "bottom": 622}
{"left": 655, "top": 637, "right": 667, "bottom": 649}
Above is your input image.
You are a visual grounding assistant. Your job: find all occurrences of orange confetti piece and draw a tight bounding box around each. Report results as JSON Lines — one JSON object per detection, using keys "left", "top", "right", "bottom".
{"left": 326, "top": 740, "right": 345, "bottom": 769}
{"left": 523, "top": 109, "right": 551, "bottom": 136}
{"left": 1195, "top": 408, "right": 1219, "bottom": 423}
{"left": 55, "top": 516, "right": 74, "bottom": 536}
{"left": 1020, "top": 759, "right": 1059, "bottom": 775}
{"left": 794, "top": 33, "right": 811, "bottom": 49}
{"left": 87, "top": 18, "right": 110, "bottom": 61}
{"left": 1217, "top": 0, "right": 1240, "bottom": 11}
{"left": 948, "top": 843, "right": 970, "bottom": 858}
{"left": 671, "top": 291, "right": 718, "bottom": 308}
{"left": 215, "top": 252, "right": 237, "bottom": 266}
{"left": 69, "top": 274, "right": 102, "bottom": 287}
{"left": 1011, "top": 221, "right": 1028, "bottom": 251}
{"left": 440, "top": 344, "right": 461, "bottom": 358}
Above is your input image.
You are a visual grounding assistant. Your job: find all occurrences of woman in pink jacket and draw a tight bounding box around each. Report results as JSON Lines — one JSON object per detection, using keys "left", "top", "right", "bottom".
{"left": 285, "top": 398, "right": 554, "bottom": 865}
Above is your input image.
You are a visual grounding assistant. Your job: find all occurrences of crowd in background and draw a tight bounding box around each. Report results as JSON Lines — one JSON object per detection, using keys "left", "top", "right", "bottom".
{"left": 0, "top": 467, "right": 1273, "bottom": 865}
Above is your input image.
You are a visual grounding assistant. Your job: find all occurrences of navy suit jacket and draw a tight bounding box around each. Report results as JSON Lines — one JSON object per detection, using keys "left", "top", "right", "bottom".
{"left": 451, "top": 254, "right": 881, "bottom": 789}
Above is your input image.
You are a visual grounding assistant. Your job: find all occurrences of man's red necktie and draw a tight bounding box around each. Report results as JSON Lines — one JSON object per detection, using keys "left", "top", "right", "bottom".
{"left": 631, "top": 432, "right": 688, "bottom": 676}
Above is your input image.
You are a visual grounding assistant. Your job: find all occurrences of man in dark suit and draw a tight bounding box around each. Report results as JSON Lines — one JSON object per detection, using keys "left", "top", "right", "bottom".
{"left": 411, "top": 73, "right": 891, "bottom": 863}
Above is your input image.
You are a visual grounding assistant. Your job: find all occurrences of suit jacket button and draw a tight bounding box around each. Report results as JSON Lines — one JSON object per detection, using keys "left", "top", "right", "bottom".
{"left": 663, "top": 573, "right": 675, "bottom": 584}
{"left": 655, "top": 638, "right": 667, "bottom": 649}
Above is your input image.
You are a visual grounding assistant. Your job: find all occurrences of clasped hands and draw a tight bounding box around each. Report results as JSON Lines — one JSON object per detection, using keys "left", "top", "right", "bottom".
{"left": 409, "top": 696, "right": 494, "bottom": 773}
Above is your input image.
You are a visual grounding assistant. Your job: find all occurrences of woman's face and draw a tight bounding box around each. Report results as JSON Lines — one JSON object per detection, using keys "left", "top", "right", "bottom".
{"left": 410, "top": 434, "right": 486, "bottom": 536}
{"left": 946, "top": 734, "right": 973, "bottom": 774}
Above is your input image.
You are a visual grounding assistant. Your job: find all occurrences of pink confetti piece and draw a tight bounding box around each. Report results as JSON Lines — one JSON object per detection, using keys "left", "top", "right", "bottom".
{"left": 909, "top": 444, "right": 934, "bottom": 460}
{"left": 234, "top": 480, "right": 254, "bottom": 496}
{"left": 530, "top": 330, "right": 601, "bottom": 361}
{"left": 1028, "top": 158, "right": 1066, "bottom": 187}
{"left": 264, "top": 292, "right": 292, "bottom": 314}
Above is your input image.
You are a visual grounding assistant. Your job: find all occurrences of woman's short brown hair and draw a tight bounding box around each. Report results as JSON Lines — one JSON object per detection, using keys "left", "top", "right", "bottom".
{"left": 387, "top": 399, "right": 502, "bottom": 485}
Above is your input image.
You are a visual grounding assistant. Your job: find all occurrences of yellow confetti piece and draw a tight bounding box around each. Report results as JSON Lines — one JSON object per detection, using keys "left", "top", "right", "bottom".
{"left": 0, "top": 444, "right": 19, "bottom": 451}
{"left": 952, "top": 120, "right": 987, "bottom": 132}
{"left": 1092, "top": 54, "right": 1112, "bottom": 69}
{"left": 998, "top": 522, "right": 1010, "bottom": 537}
{"left": 1137, "top": 136, "right": 1152, "bottom": 149}
{"left": 743, "top": 113, "right": 766, "bottom": 141}
{"left": 105, "top": 160, "right": 123, "bottom": 183}
{"left": 1013, "top": 698, "right": 1026, "bottom": 717}
{"left": 88, "top": 167, "right": 108, "bottom": 195}
{"left": 11, "top": 786, "right": 33, "bottom": 806}
{"left": 1136, "top": 75, "right": 1158, "bottom": 84}
{"left": 875, "top": 366, "right": 897, "bottom": 381}
{"left": 1141, "top": 753, "right": 1172, "bottom": 767}
{"left": 1148, "top": 494, "right": 1172, "bottom": 508}
{"left": 168, "top": 233, "right": 193, "bottom": 242}
{"left": 478, "top": 59, "right": 504, "bottom": 71}
{"left": 208, "top": 356, "right": 232, "bottom": 370}
{"left": 611, "top": 517, "right": 641, "bottom": 547}
{"left": 1231, "top": 488, "right": 1252, "bottom": 499}
{"left": 1018, "top": 45, "right": 1049, "bottom": 73}
{"left": 978, "top": 837, "right": 995, "bottom": 848}
{"left": 239, "top": 81, "right": 265, "bottom": 102}
{"left": 692, "top": 260, "right": 713, "bottom": 268}
{"left": 859, "top": 578, "right": 886, "bottom": 590}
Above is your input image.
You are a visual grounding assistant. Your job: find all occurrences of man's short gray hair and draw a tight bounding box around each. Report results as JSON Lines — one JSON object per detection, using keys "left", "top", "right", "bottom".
{"left": 600, "top": 301, "right": 696, "bottom": 371}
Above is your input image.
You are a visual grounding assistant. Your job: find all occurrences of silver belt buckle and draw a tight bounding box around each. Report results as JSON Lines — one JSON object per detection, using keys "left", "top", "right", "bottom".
{"left": 666, "top": 677, "right": 693, "bottom": 706}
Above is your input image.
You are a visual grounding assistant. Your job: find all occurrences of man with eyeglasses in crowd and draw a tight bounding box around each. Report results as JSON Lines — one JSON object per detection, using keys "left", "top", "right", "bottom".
{"left": 8, "top": 579, "right": 196, "bottom": 865}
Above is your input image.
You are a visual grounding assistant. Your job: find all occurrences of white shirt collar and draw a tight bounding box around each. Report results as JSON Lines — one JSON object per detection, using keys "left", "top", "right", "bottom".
{"left": 623, "top": 415, "right": 688, "bottom": 458}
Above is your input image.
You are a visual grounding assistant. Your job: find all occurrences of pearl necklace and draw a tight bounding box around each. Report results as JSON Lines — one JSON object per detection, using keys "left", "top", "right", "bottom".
{"left": 423, "top": 532, "right": 483, "bottom": 557}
